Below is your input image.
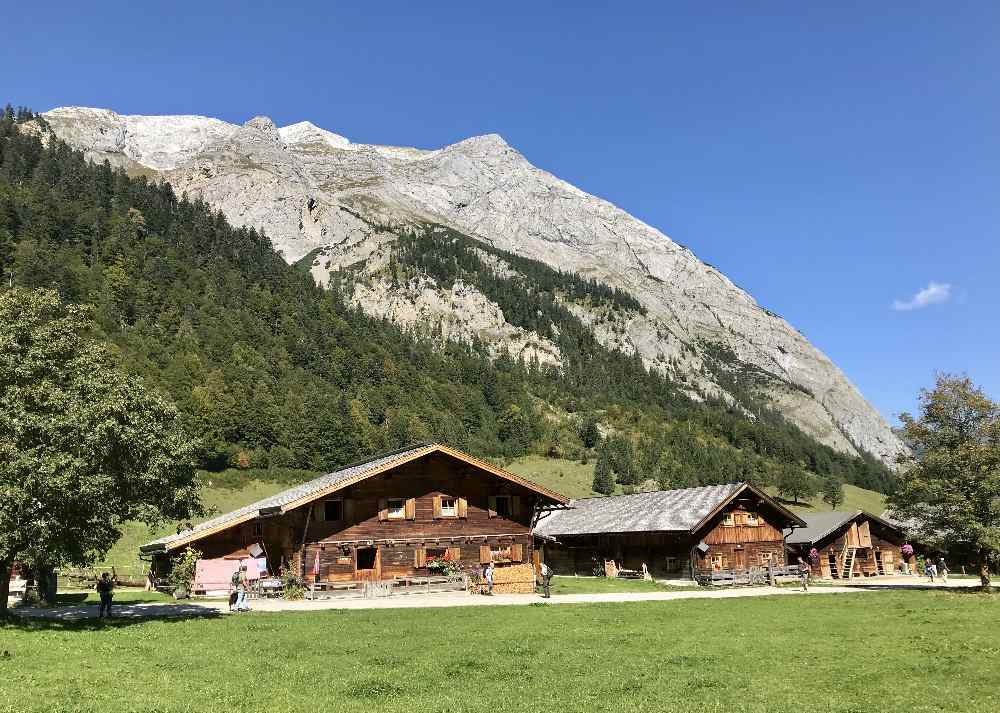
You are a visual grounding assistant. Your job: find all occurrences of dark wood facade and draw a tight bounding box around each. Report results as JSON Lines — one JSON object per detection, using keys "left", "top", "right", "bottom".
{"left": 150, "top": 449, "right": 564, "bottom": 584}
{"left": 540, "top": 489, "right": 794, "bottom": 579}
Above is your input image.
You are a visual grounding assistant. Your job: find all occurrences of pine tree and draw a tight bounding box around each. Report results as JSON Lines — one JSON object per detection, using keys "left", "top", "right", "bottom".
{"left": 592, "top": 447, "right": 615, "bottom": 495}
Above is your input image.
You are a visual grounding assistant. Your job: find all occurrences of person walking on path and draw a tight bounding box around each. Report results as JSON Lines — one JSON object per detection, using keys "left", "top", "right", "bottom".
{"left": 96, "top": 572, "right": 115, "bottom": 618}
{"left": 938, "top": 557, "right": 949, "bottom": 584}
{"left": 797, "top": 557, "right": 810, "bottom": 592}
{"left": 926, "top": 558, "right": 937, "bottom": 583}
{"left": 232, "top": 565, "right": 251, "bottom": 612}
{"left": 540, "top": 561, "right": 553, "bottom": 598}
{"left": 484, "top": 562, "right": 495, "bottom": 596}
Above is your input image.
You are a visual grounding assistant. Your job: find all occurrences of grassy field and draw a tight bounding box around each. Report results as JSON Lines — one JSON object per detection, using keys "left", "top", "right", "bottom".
{"left": 547, "top": 576, "right": 701, "bottom": 594}
{"left": 2, "top": 591, "right": 998, "bottom": 713}
{"left": 768, "top": 483, "right": 887, "bottom": 515}
{"left": 504, "top": 455, "right": 602, "bottom": 497}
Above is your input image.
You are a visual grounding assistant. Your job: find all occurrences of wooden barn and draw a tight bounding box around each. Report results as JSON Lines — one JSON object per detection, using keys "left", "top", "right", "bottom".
{"left": 140, "top": 443, "right": 567, "bottom": 593}
{"left": 784, "top": 511, "right": 904, "bottom": 579}
{"left": 533, "top": 483, "right": 805, "bottom": 579}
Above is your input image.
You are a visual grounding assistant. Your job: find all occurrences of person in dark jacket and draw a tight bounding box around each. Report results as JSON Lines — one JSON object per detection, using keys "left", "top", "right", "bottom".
{"left": 97, "top": 573, "right": 115, "bottom": 618}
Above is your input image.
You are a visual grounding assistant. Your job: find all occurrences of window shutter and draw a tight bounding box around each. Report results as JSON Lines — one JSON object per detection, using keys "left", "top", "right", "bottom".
{"left": 414, "top": 548, "right": 427, "bottom": 568}
{"left": 457, "top": 497, "right": 468, "bottom": 519}
{"left": 378, "top": 498, "right": 388, "bottom": 522}
{"left": 480, "top": 545, "right": 492, "bottom": 563}
{"left": 510, "top": 543, "right": 523, "bottom": 562}
{"left": 488, "top": 496, "right": 497, "bottom": 518}
{"left": 343, "top": 498, "right": 353, "bottom": 523}
{"left": 512, "top": 496, "right": 522, "bottom": 518}
{"left": 314, "top": 503, "right": 325, "bottom": 522}
{"left": 432, "top": 496, "right": 442, "bottom": 519}
{"left": 448, "top": 547, "right": 461, "bottom": 561}
{"left": 405, "top": 498, "right": 416, "bottom": 520}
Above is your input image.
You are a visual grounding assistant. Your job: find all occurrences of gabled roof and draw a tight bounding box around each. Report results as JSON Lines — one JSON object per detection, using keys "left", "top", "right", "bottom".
{"left": 533, "top": 482, "right": 804, "bottom": 537}
{"left": 784, "top": 510, "right": 899, "bottom": 545}
{"left": 141, "top": 443, "right": 568, "bottom": 553}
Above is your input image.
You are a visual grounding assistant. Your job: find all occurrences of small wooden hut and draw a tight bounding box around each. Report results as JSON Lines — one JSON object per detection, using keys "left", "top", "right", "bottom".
{"left": 533, "top": 483, "right": 805, "bottom": 579}
{"left": 784, "top": 511, "right": 904, "bottom": 578}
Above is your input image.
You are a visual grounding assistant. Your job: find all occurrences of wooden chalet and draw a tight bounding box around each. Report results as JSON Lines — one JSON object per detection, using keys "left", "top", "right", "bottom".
{"left": 533, "top": 483, "right": 805, "bottom": 579}
{"left": 140, "top": 443, "right": 567, "bottom": 591}
{"left": 784, "top": 511, "right": 904, "bottom": 579}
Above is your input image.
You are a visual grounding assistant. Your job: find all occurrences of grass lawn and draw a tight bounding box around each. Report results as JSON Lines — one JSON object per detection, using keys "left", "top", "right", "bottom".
{"left": 3, "top": 591, "right": 998, "bottom": 713}
{"left": 504, "top": 455, "right": 601, "bottom": 498}
{"left": 548, "top": 576, "right": 701, "bottom": 594}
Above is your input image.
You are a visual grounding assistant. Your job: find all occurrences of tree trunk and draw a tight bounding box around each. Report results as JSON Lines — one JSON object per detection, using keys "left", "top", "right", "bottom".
{"left": 0, "top": 560, "right": 10, "bottom": 615}
{"left": 979, "top": 549, "right": 991, "bottom": 590}
{"left": 36, "top": 564, "right": 58, "bottom": 606}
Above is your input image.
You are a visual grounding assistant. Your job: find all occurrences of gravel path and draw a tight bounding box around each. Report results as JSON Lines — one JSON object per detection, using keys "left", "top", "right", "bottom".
{"left": 8, "top": 577, "right": 978, "bottom": 621}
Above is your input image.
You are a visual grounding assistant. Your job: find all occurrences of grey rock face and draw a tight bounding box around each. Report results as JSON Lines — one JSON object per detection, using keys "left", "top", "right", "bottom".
{"left": 40, "top": 107, "right": 905, "bottom": 466}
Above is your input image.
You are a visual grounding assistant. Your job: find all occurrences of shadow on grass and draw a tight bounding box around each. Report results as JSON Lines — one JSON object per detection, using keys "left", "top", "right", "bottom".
{"left": 1, "top": 602, "right": 221, "bottom": 630}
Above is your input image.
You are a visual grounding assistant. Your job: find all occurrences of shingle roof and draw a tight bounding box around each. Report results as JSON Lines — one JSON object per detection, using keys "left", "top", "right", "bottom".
{"left": 142, "top": 444, "right": 434, "bottom": 552}
{"left": 533, "top": 483, "right": 746, "bottom": 537}
{"left": 784, "top": 511, "right": 860, "bottom": 545}
{"left": 141, "top": 443, "right": 568, "bottom": 553}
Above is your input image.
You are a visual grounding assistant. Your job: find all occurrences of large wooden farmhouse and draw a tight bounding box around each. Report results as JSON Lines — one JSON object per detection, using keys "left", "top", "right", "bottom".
{"left": 784, "top": 511, "right": 904, "bottom": 578}
{"left": 141, "top": 443, "right": 567, "bottom": 591}
{"left": 533, "top": 483, "right": 805, "bottom": 579}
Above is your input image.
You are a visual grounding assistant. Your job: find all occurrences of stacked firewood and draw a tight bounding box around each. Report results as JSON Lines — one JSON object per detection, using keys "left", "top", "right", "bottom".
{"left": 468, "top": 563, "right": 537, "bottom": 594}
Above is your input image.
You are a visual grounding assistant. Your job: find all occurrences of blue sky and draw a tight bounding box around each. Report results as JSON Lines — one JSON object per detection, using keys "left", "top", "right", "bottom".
{"left": 5, "top": 1, "right": 998, "bottom": 424}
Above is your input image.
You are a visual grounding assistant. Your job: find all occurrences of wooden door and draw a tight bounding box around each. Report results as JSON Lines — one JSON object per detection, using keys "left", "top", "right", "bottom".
{"left": 355, "top": 547, "right": 380, "bottom": 582}
{"left": 858, "top": 521, "right": 873, "bottom": 548}
{"left": 847, "top": 523, "right": 860, "bottom": 547}
{"left": 734, "top": 549, "right": 745, "bottom": 570}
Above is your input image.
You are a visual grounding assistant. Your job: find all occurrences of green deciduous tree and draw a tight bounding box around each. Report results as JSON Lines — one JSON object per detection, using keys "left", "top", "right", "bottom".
{"left": 888, "top": 374, "right": 1000, "bottom": 589}
{"left": 821, "top": 476, "right": 846, "bottom": 510}
{"left": 776, "top": 463, "right": 816, "bottom": 504}
{"left": 0, "top": 288, "right": 202, "bottom": 611}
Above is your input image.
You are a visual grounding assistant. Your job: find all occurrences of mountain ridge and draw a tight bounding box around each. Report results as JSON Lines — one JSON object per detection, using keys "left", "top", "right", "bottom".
{"left": 38, "top": 106, "right": 904, "bottom": 467}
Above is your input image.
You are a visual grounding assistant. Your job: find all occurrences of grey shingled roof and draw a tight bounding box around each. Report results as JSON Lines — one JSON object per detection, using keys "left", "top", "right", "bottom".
{"left": 533, "top": 483, "right": 746, "bottom": 537}
{"left": 142, "top": 444, "right": 435, "bottom": 552}
{"left": 784, "top": 511, "right": 860, "bottom": 545}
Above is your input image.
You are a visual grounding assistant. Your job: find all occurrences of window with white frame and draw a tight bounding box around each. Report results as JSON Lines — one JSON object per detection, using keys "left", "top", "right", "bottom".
{"left": 440, "top": 497, "right": 457, "bottom": 517}
{"left": 746, "top": 512, "right": 759, "bottom": 526}
{"left": 387, "top": 498, "right": 406, "bottom": 520}
{"left": 722, "top": 513, "right": 735, "bottom": 527}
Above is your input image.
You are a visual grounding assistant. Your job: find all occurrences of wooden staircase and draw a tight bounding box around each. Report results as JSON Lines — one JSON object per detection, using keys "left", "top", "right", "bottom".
{"left": 840, "top": 546, "right": 857, "bottom": 579}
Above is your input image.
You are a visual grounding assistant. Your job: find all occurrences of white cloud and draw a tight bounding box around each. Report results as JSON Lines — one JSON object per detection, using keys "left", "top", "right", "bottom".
{"left": 892, "top": 281, "right": 952, "bottom": 312}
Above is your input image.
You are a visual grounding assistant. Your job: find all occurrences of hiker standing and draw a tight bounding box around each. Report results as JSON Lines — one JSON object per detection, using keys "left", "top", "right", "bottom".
{"left": 797, "top": 557, "right": 810, "bottom": 592}
{"left": 232, "top": 565, "right": 251, "bottom": 611}
{"left": 938, "top": 557, "right": 949, "bottom": 584}
{"left": 97, "top": 572, "right": 115, "bottom": 618}
{"left": 484, "top": 562, "right": 495, "bottom": 596}
{"left": 540, "top": 561, "right": 553, "bottom": 598}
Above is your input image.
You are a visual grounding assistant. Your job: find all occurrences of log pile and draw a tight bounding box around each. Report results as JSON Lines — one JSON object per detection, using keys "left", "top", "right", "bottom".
{"left": 469, "top": 563, "right": 536, "bottom": 594}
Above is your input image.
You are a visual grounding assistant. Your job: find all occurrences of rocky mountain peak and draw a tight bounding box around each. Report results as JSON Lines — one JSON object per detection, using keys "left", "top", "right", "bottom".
{"left": 241, "top": 116, "right": 283, "bottom": 145}
{"left": 39, "top": 107, "right": 907, "bottom": 467}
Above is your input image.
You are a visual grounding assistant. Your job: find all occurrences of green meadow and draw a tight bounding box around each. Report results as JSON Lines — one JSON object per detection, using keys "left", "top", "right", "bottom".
{"left": 2, "top": 591, "right": 997, "bottom": 713}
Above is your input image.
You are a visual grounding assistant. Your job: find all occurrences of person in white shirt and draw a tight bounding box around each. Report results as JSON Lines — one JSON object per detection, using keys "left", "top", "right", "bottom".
{"left": 540, "top": 561, "right": 553, "bottom": 598}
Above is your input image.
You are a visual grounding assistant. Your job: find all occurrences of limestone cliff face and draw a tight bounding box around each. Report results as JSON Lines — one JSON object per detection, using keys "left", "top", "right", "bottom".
{"left": 40, "top": 107, "right": 905, "bottom": 465}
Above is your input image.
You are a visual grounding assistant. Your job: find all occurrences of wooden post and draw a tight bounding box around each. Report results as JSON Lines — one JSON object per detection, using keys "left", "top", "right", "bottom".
{"left": 768, "top": 560, "right": 775, "bottom": 587}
